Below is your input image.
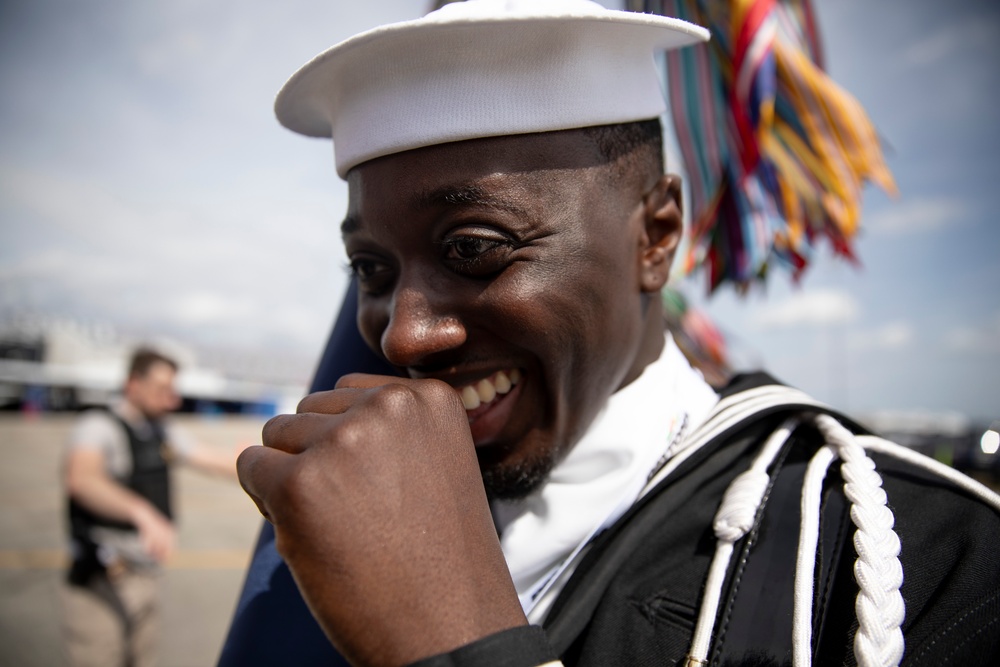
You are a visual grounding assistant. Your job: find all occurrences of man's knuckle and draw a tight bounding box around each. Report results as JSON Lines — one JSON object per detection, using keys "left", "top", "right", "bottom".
{"left": 298, "top": 389, "right": 342, "bottom": 414}
{"left": 424, "top": 378, "right": 463, "bottom": 410}
{"left": 329, "top": 419, "right": 361, "bottom": 451}
{"left": 369, "top": 382, "right": 418, "bottom": 413}
{"left": 261, "top": 414, "right": 293, "bottom": 445}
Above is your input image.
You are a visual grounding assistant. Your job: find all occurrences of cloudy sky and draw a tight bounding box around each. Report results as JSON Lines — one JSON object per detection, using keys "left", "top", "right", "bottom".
{"left": 1, "top": 0, "right": 997, "bottom": 419}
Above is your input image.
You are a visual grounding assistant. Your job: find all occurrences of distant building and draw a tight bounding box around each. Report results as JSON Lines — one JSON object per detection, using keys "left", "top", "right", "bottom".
{"left": 0, "top": 314, "right": 305, "bottom": 416}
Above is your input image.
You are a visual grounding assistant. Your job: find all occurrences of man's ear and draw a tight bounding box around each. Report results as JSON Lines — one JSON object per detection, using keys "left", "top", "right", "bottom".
{"left": 639, "top": 174, "right": 683, "bottom": 293}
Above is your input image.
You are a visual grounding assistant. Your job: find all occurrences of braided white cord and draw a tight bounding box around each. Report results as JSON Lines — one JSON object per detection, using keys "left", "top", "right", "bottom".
{"left": 793, "top": 431, "right": 1000, "bottom": 667}
{"left": 814, "top": 414, "right": 905, "bottom": 667}
{"left": 686, "top": 418, "right": 800, "bottom": 664}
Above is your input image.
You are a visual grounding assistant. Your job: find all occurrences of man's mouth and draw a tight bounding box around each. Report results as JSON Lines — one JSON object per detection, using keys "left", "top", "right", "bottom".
{"left": 456, "top": 369, "right": 521, "bottom": 416}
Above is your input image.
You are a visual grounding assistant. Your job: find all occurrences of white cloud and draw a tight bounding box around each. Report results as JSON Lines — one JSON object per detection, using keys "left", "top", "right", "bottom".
{"left": 138, "top": 28, "right": 211, "bottom": 78}
{"left": 865, "top": 197, "right": 971, "bottom": 236}
{"left": 850, "top": 322, "right": 914, "bottom": 351}
{"left": 944, "top": 314, "right": 1000, "bottom": 354}
{"left": 751, "top": 289, "right": 860, "bottom": 330}
{"left": 900, "top": 18, "right": 1000, "bottom": 68}
{"left": 165, "top": 291, "right": 258, "bottom": 326}
{"left": 0, "top": 165, "right": 135, "bottom": 238}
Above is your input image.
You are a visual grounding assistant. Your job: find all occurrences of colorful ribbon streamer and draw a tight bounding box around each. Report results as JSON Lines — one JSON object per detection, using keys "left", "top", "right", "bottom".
{"left": 633, "top": 0, "right": 896, "bottom": 292}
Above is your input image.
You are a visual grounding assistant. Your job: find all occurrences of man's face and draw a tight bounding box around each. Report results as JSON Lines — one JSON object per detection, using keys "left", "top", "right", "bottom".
{"left": 127, "top": 362, "right": 180, "bottom": 419}
{"left": 343, "top": 130, "right": 657, "bottom": 498}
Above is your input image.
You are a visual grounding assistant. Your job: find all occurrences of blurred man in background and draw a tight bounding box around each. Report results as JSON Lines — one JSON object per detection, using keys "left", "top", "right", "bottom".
{"left": 62, "top": 346, "right": 242, "bottom": 667}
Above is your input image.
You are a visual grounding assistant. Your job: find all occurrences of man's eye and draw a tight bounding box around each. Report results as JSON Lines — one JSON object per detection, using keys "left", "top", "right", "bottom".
{"left": 348, "top": 257, "right": 393, "bottom": 293}
{"left": 350, "top": 258, "right": 380, "bottom": 279}
{"left": 443, "top": 236, "right": 503, "bottom": 260}
{"left": 440, "top": 231, "right": 514, "bottom": 278}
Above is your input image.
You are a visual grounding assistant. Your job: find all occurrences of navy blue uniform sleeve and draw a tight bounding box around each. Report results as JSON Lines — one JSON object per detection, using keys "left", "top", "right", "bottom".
{"left": 216, "top": 523, "right": 348, "bottom": 666}
{"left": 217, "top": 281, "right": 395, "bottom": 667}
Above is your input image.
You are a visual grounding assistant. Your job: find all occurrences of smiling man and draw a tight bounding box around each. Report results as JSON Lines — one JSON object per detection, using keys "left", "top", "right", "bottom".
{"left": 224, "top": 2, "right": 1000, "bottom": 666}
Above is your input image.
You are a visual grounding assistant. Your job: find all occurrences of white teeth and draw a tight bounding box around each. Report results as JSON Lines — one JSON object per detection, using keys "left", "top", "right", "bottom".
{"left": 476, "top": 379, "right": 496, "bottom": 403}
{"left": 460, "top": 385, "right": 481, "bottom": 410}
{"left": 494, "top": 371, "right": 511, "bottom": 394}
{"left": 457, "top": 369, "right": 521, "bottom": 411}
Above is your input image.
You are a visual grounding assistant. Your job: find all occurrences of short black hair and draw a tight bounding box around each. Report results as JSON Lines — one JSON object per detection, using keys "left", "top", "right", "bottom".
{"left": 583, "top": 117, "right": 664, "bottom": 180}
{"left": 128, "top": 347, "right": 178, "bottom": 380}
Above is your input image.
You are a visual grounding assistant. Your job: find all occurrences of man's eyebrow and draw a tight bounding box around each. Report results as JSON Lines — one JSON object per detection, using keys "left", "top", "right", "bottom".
{"left": 341, "top": 214, "right": 361, "bottom": 235}
{"left": 341, "top": 184, "right": 525, "bottom": 235}
{"left": 415, "top": 183, "right": 524, "bottom": 215}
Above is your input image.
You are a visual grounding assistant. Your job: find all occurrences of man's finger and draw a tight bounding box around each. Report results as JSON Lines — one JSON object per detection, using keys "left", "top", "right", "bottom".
{"left": 262, "top": 412, "right": 350, "bottom": 454}
{"left": 334, "top": 372, "right": 412, "bottom": 391}
{"left": 236, "top": 444, "right": 295, "bottom": 522}
{"left": 295, "top": 386, "right": 367, "bottom": 414}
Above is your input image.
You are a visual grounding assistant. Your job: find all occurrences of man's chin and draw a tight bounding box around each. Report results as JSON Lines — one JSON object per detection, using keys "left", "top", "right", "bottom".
{"left": 139, "top": 408, "right": 169, "bottom": 421}
{"left": 478, "top": 449, "right": 556, "bottom": 501}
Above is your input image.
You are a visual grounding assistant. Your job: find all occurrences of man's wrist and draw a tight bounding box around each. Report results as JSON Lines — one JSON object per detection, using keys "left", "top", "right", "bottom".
{"left": 127, "top": 500, "right": 162, "bottom": 528}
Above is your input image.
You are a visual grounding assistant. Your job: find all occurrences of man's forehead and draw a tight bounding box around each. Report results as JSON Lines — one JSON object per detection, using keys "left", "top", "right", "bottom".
{"left": 137, "top": 362, "right": 175, "bottom": 383}
{"left": 346, "top": 129, "right": 606, "bottom": 203}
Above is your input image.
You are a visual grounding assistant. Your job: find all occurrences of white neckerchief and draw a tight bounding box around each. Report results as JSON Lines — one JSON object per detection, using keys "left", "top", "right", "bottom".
{"left": 492, "top": 333, "right": 719, "bottom": 616}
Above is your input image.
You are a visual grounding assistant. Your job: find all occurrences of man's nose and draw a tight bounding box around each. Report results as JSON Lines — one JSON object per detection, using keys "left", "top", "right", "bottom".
{"left": 380, "top": 286, "right": 467, "bottom": 368}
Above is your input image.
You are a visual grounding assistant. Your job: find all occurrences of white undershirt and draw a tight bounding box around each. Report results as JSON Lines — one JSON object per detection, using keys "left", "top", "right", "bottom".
{"left": 493, "top": 333, "right": 719, "bottom": 616}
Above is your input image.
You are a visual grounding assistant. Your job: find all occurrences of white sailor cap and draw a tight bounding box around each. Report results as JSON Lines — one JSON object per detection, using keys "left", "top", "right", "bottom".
{"left": 274, "top": 0, "right": 709, "bottom": 178}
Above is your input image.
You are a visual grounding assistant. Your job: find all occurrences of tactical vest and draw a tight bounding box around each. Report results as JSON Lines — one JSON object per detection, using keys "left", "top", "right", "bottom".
{"left": 67, "top": 411, "right": 172, "bottom": 584}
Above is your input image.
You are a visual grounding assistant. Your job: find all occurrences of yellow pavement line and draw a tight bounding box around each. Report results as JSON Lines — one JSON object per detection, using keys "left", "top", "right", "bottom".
{"left": 0, "top": 549, "right": 252, "bottom": 570}
{"left": 170, "top": 550, "right": 252, "bottom": 569}
{"left": 0, "top": 550, "right": 66, "bottom": 569}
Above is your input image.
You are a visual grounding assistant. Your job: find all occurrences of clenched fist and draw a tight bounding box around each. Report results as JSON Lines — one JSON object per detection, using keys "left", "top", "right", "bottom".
{"left": 237, "top": 373, "right": 526, "bottom": 666}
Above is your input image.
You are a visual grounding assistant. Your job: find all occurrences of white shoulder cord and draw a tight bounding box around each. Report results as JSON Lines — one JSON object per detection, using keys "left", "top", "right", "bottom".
{"left": 644, "top": 385, "right": 826, "bottom": 499}
{"left": 686, "top": 413, "right": 907, "bottom": 667}
{"left": 685, "top": 417, "right": 801, "bottom": 666}
{"left": 532, "top": 383, "right": 1000, "bottom": 666}
{"left": 793, "top": 443, "right": 837, "bottom": 667}
{"left": 855, "top": 434, "right": 1000, "bottom": 512}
